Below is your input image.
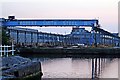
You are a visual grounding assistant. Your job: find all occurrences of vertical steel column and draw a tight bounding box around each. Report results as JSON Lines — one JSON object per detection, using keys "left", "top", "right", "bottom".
{"left": 85, "top": 33, "right": 86, "bottom": 45}
{"left": 99, "top": 31, "right": 101, "bottom": 44}
{"left": 106, "top": 35, "right": 108, "bottom": 45}
{"left": 113, "top": 37, "right": 114, "bottom": 46}
{"left": 103, "top": 35, "right": 105, "bottom": 45}
{"left": 37, "top": 32, "right": 39, "bottom": 44}
{"left": 17, "top": 30, "right": 19, "bottom": 44}
{"left": 91, "top": 24, "right": 95, "bottom": 46}
{"left": 31, "top": 32, "right": 33, "bottom": 45}
{"left": 25, "top": 31, "right": 26, "bottom": 45}
{"left": 66, "top": 36, "right": 67, "bottom": 45}
{"left": 101, "top": 33, "right": 103, "bottom": 44}
{"left": 95, "top": 30, "right": 97, "bottom": 47}
{"left": 112, "top": 37, "right": 114, "bottom": 46}
{"left": 110, "top": 36, "right": 112, "bottom": 45}
{"left": 43, "top": 33, "right": 45, "bottom": 44}
{"left": 114, "top": 37, "right": 115, "bottom": 46}
{"left": 110, "top": 37, "right": 112, "bottom": 45}
{"left": 69, "top": 37, "right": 71, "bottom": 45}
{"left": 48, "top": 34, "right": 50, "bottom": 46}
{"left": 53, "top": 35, "right": 54, "bottom": 46}
{"left": 49, "top": 33, "right": 53, "bottom": 46}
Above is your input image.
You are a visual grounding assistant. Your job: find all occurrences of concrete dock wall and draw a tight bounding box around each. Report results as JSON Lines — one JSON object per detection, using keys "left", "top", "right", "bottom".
{"left": 19, "top": 48, "right": 120, "bottom": 57}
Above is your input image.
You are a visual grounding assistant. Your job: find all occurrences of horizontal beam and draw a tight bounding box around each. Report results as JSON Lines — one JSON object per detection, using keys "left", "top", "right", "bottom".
{"left": 2, "top": 19, "right": 98, "bottom": 27}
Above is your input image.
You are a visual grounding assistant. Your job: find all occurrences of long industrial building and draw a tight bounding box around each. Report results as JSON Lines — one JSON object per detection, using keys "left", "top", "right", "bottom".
{"left": 8, "top": 27, "right": 120, "bottom": 47}
{"left": 8, "top": 27, "right": 80, "bottom": 47}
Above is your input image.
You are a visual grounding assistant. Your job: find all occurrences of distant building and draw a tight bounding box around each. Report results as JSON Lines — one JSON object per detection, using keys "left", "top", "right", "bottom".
{"left": 70, "top": 27, "right": 119, "bottom": 46}
{"left": 70, "top": 28, "right": 93, "bottom": 45}
{"left": 8, "top": 27, "right": 80, "bottom": 46}
{"left": 7, "top": 27, "right": 120, "bottom": 47}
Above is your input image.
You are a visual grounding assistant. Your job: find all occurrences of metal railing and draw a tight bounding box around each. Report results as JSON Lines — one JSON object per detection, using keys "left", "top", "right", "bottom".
{"left": 0, "top": 45, "right": 15, "bottom": 57}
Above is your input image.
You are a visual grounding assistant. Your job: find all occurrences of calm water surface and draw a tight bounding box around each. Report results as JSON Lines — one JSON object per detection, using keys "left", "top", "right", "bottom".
{"left": 30, "top": 57, "right": 119, "bottom": 78}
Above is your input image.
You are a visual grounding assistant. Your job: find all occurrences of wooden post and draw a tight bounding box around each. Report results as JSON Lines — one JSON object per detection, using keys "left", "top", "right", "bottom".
{"left": 0, "top": 45, "right": 2, "bottom": 57}
{"left": 4, "top": 45, "right": 6, "bottom": 56}
{"left": 6, "top": 45, "right": 8, "bottom": 57}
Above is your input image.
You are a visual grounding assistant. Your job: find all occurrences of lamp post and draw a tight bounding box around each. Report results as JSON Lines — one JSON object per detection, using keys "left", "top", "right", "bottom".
{"left": 12, "top": 40, "right": 14, "bottom": 56}
{"left": 10, "top": 38, "right": 15, "bottom": 56}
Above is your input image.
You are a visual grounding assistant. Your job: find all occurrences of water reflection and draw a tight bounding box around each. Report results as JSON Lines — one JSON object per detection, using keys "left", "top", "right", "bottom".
{"left": 31, "top": 57, "right": 118, "bottom": 79}
{"left": 91, "top": 58, "right": 118, "bottom": 79}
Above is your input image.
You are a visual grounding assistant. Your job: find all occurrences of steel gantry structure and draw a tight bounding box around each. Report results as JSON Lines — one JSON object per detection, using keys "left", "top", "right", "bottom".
{"left": 0, "top": 16, "right": 120, "bottom": 47}
{"left": 1, "top": 17, "right": 98, "bottom": 27}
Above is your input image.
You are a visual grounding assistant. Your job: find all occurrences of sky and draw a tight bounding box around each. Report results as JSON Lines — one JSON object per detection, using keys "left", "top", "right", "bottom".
{"left": 0, "top": 0, "right": 120, "bottom": 34}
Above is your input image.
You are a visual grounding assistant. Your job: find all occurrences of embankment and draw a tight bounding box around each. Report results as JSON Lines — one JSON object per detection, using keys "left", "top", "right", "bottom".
{"left": 18, "top": 48, "right": 120, "bottom": 58}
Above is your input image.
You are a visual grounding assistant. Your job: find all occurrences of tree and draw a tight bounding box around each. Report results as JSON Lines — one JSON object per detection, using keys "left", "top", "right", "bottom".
{"left": 1, "top": 27, "right": 10, "bottom": 45}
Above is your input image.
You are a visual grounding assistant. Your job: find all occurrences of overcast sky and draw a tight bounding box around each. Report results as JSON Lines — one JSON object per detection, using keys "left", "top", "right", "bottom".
{"left": 0, "top": 0, "right": 119, "bottom": 34}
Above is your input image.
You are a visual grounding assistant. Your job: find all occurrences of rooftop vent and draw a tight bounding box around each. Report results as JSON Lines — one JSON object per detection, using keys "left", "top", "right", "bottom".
{"left": 8, "top": 16, "right": 15, "bottom": 20}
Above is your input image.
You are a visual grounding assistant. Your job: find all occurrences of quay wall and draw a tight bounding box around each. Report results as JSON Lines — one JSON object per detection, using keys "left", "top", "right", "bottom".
{"left": 19, "top": 48, "right": 120, "bottom": 57}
